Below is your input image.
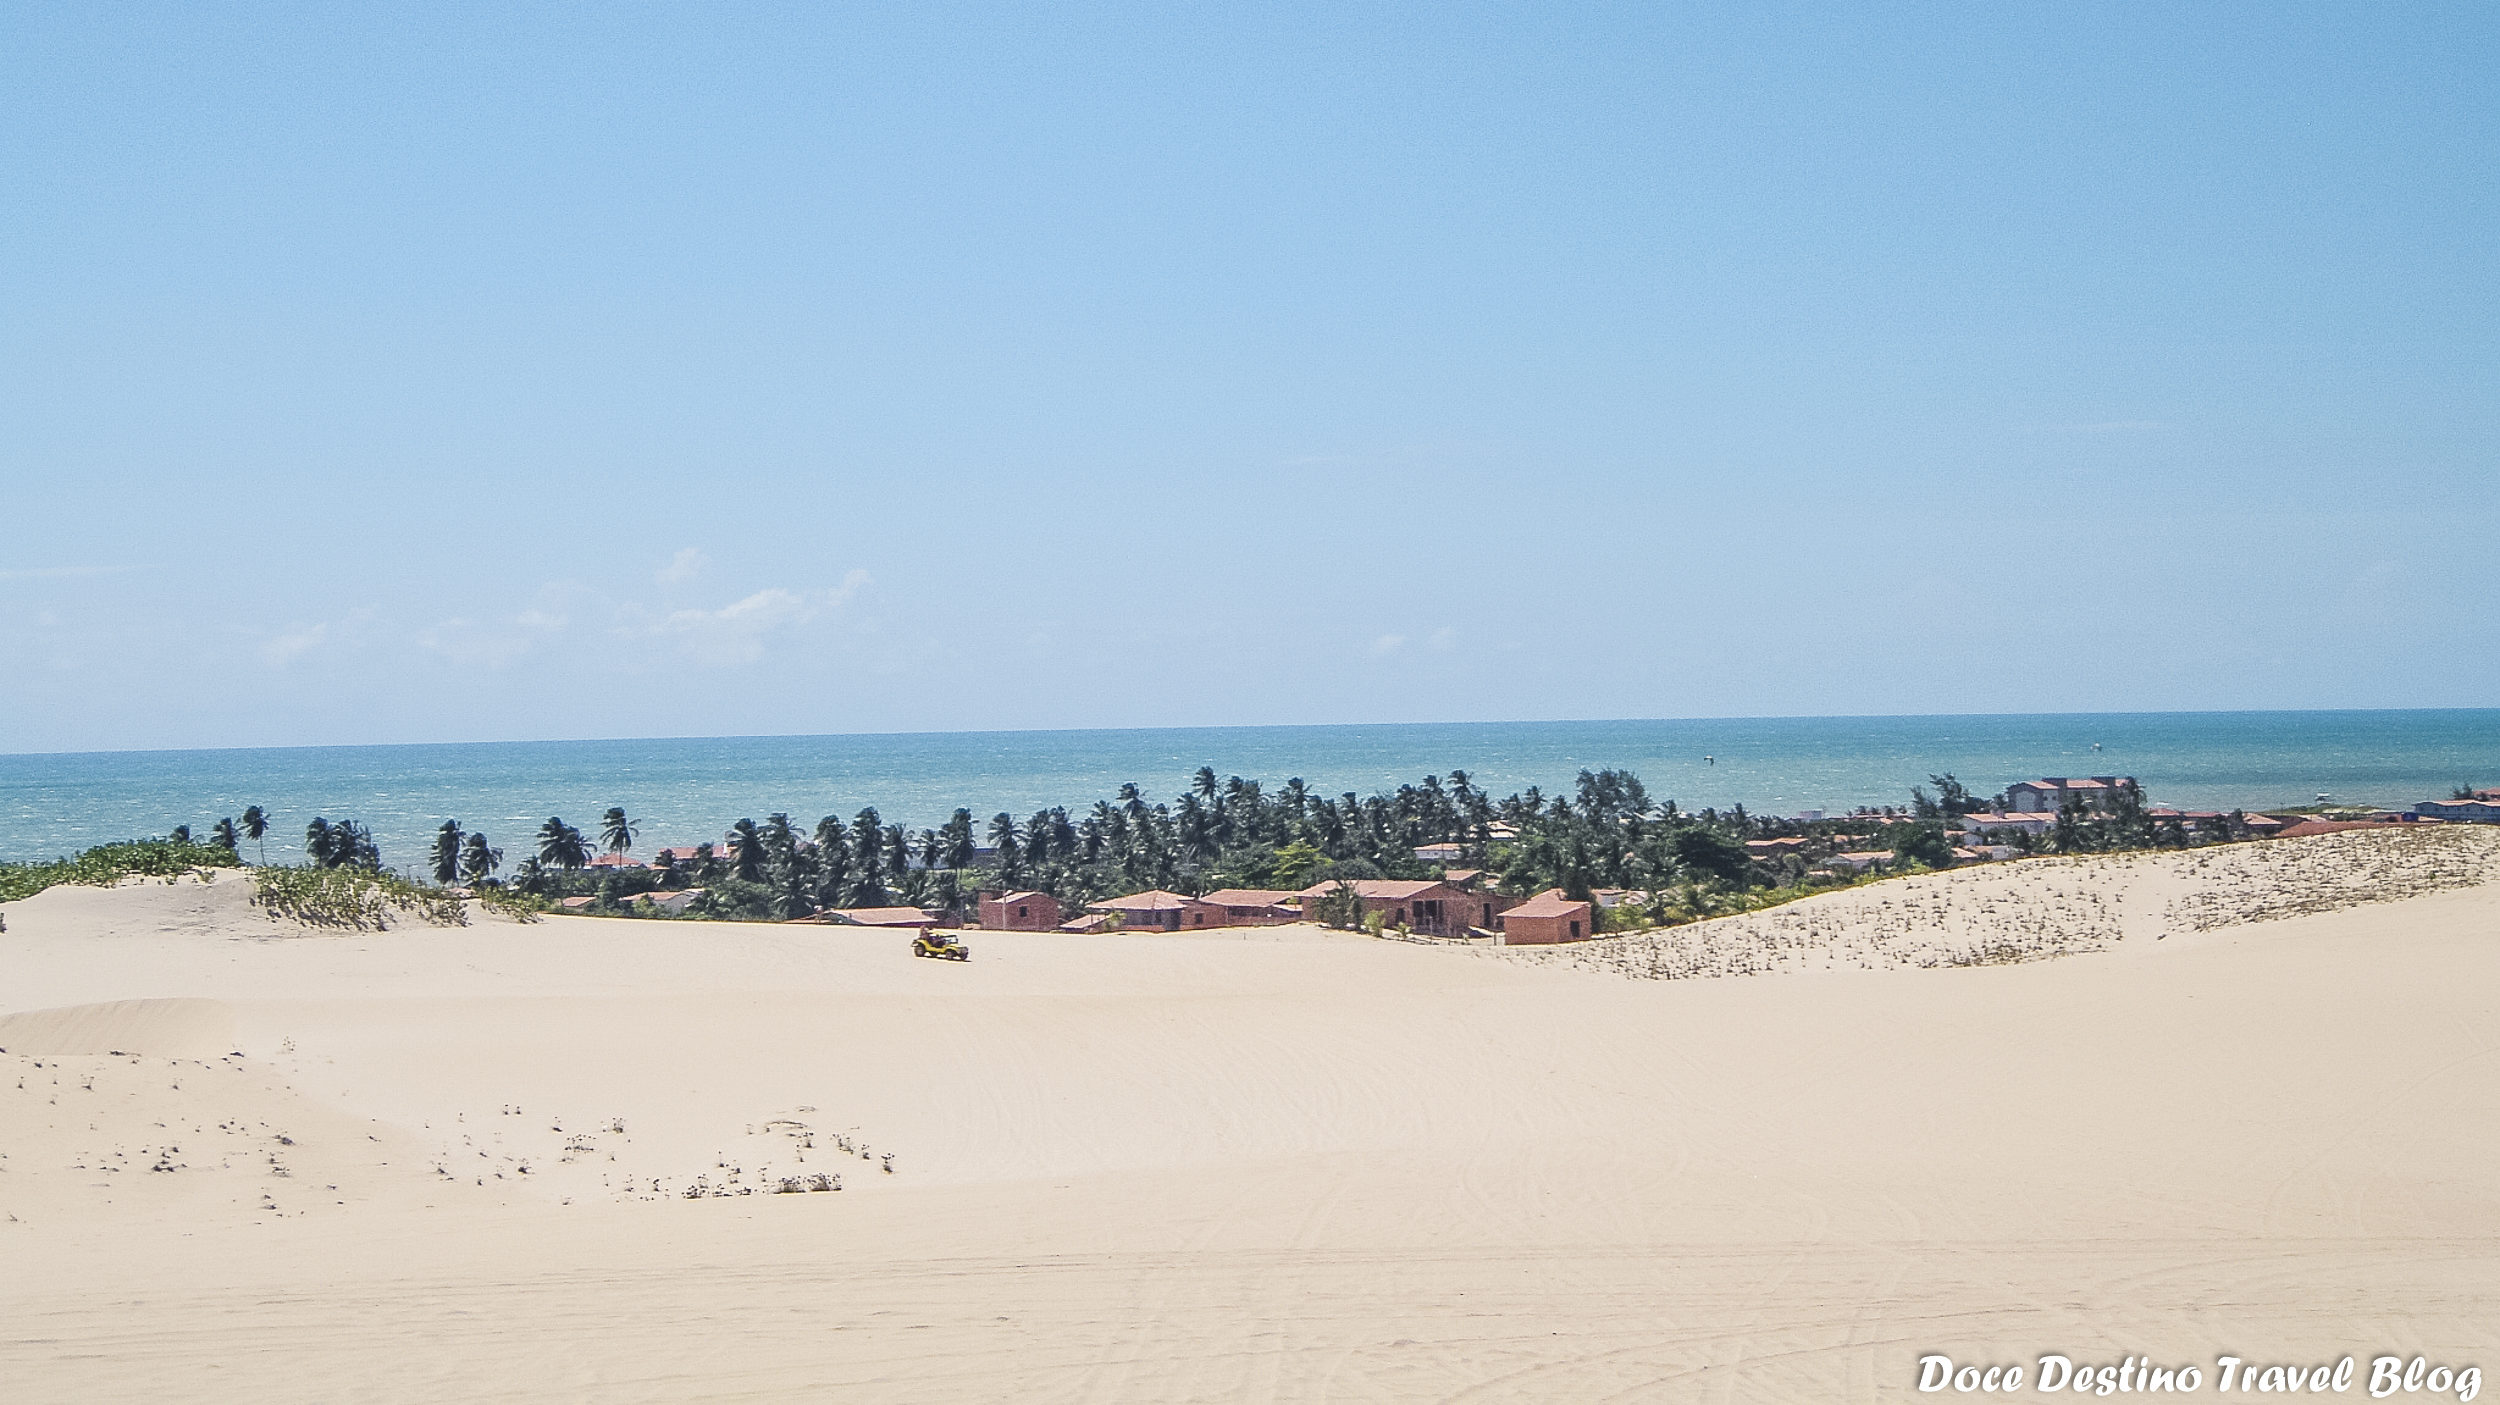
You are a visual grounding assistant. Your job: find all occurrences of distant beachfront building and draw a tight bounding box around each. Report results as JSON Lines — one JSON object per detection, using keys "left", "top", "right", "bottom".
{"left": 1412, "top": 842, "right": 1465, "bottom": 865}
{"left": 1495, "top": 889, "right": 1593, "bottom": 945}
{"left": 2006, "top": 777, "right": 2136, "bottom": 812}
{"left": 2414, "top": 794, "right": 2500, "bottom": 824}
{"left": 1958, "top": 810, "right": 2058, "bottom": 837}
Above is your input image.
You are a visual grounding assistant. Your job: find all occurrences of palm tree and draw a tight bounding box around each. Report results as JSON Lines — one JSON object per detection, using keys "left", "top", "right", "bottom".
{"left": 943, "top": 809, "right": 977, "bottom": 871}
{"left": 210, "top": 817, "right": 240, "bottom": 859}
{"left": 240, "top": 805, "right": 269, "bottom": 864}
{"left": 771, "top": 863, "right": 814, "bottom": 920}
{"left": 762, "top": 813, "right": 798, "bottom": 871}
{"left": 461, "top": 832, "right": 502, "bottom": 886}
{"left": 308, "top": 819, "right": 379, "bottom": 870}
{"left": 1193, "top": 767, "right": 1219, "bottom": 802}
{"left": 431, "top": 820, "right": 465, "bottom": 886}
{"left": 536, "top": 817, "right": 590, "bottom": 870}
{"left": 986, "top": 811, "right": 1021, "bottom": 859}
{"left": 847, "top": 809, "right": 883, "bottom": 881}
{"left": 727, "top": 819, "right": 767, "bottom": 882}
{"left": 811, "top": 820, "right": 851, "bottom": 908}
{"left": 599, "top": 807, "right": 638, "bottom": 860}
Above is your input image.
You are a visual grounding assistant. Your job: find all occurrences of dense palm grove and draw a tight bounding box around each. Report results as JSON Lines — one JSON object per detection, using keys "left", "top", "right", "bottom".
{"left": 464, "top": 767, "right": 1785, "bottom": 921}
{"left": 97, "top": 768, "right": 2294, "bottom": 927}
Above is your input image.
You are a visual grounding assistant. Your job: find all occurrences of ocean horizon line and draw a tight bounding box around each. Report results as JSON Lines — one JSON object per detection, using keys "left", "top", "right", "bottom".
{"left": 6, "top": 709, "right": 2493, "bottom": 867}
{"left": 8, "top": 705, "right": 2495, "bottom": 763}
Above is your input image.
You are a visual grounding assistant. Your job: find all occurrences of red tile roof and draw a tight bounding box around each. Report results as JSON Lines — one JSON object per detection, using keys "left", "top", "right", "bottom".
{"left": 1092, "top": 889, "right": 1192, "bottom": 912}
{"left": 1500, "top": 890, "right": 1590, "bottom": 919}
{"left": 1195, "top": 889, "right": 1296, "bottom": 907}
{"left": 1291, "top": 879, "right": 1444, "bottom": 901}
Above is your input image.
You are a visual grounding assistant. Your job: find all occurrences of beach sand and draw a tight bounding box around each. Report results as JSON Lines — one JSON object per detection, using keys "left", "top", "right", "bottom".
{"left": 3, "top": 829, "right": 2496, "bottom": 1401}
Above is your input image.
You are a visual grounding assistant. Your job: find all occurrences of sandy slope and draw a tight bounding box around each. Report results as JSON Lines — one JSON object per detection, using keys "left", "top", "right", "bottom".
{"left": 2, "top": 840, "right": 2496, "bottom": 1402}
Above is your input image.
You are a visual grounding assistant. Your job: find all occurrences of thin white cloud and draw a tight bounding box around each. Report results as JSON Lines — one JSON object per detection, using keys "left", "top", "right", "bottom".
{"left": 259, "top": 623, "right": 328, "bottom": 667}
{"left": 646, "top": 572, "right": 872, "bottom": 665}
{"left": 1369, "top": 633, "right": 1407, "bottom": 657}
{"left": 418, "top": 609, "right": 568, "bottom": 668}
{"left": 657, "top": 547, "right": 709, "bottom": 585}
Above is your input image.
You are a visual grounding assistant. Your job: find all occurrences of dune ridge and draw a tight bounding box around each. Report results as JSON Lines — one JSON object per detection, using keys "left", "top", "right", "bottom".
{"left": 1501, "top": 825, "right": 2500, "bottom": 980}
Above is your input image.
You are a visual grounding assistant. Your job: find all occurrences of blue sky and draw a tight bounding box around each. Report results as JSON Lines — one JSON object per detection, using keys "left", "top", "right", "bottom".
{"left": 2, "top": 3, "right": 2493, "bottom": 752}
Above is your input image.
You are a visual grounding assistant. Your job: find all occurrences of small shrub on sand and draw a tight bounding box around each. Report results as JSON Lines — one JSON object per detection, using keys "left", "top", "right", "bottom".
{"left": 477, "top": 887, "right": 553, "bottom": 923}
{"left": 0, "top": 837, "right": 236, "bottom": 902}
{"left": 250, "top": 865, "right": 467, "bottom": 931}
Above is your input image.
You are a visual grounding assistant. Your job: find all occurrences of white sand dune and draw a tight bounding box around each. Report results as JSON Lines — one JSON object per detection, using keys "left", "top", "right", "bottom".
{"left": 3, "top": 835, "right": 2496, "bottom": 1401}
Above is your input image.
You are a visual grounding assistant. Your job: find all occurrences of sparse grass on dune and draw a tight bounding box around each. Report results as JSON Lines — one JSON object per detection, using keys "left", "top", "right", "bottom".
{"left": 1503, "top": 826, "right": 2500, "bottom": 982}
{"left": 2165, "top": 828, "right": 2498, "bottom": 929}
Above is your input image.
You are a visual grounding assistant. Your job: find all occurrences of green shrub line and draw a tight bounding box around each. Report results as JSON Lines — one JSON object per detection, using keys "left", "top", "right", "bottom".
{"left": 0, "top": 838, "right": 238, "bottom": 904}
{"left": 248, "top": 864, "right": 467, "bottom": 931}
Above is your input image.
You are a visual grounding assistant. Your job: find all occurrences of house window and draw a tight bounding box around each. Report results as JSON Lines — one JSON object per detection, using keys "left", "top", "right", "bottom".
{"left": 1015, "top": 906, "right": 1028, "bottom": 918}
{"left": 1568, "top": 920, "right": 1581, "bottom": 939}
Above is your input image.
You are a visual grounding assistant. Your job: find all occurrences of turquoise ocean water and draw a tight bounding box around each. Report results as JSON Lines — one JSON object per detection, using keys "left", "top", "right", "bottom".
{"left": 2, "top": 711, "right": 2495, "bottom": 869}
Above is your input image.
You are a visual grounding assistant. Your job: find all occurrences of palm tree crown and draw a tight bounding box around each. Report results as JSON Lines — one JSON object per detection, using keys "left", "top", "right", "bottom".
{"left": 599, "top": 807, "right": 637, "bottom": 858}
{"left": 536, "top": 817, "right": 590, "bottom": 870}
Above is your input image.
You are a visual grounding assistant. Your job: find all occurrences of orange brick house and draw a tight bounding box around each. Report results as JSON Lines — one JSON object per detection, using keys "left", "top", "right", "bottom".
{"left": 1494, "top": 889, "right": 1593, "bottom": 945}
{"left": 1292, "top": 879, "right": 1511, "bottom": 937}
{"left": 1184, "top": 889, "right": 1298, "bottom": 928}
{"left": 978, "top": 890, "right": 1063, "bottom": 930}
{"left": 1089, "top": 889, "right": 1192, "bottom": 931}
